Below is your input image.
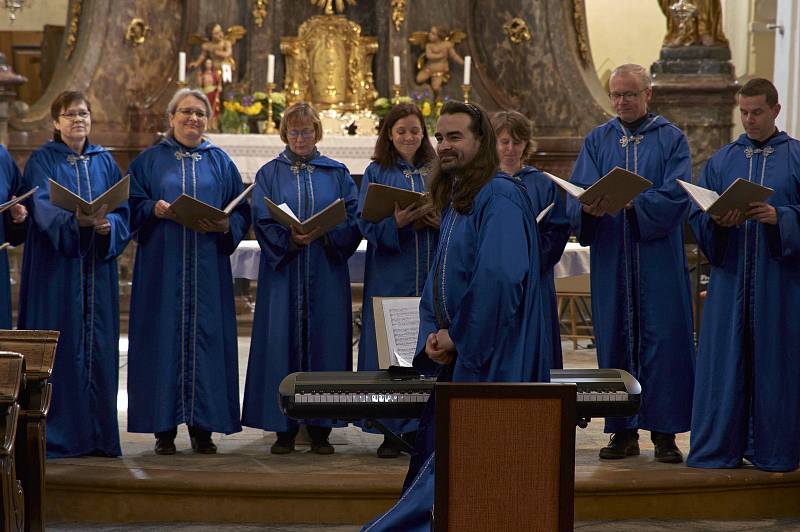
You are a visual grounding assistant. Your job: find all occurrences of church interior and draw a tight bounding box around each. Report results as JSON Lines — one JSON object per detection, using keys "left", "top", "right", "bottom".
{"left": 0, "top": 0, "right": 796, "bottom": 531}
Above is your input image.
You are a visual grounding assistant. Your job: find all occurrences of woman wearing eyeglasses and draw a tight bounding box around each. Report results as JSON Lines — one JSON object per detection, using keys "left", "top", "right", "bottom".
{"left": 18, "top": 90, "right": 131, "bottom": 458}
{"left": 126, "top": 88, "right": 251, "bottom": 455}
{"left": 242, "top": 102, "right": 361, "bottom": 455}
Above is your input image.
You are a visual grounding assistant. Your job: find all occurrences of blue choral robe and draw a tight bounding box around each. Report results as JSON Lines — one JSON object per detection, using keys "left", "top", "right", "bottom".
{"left": 363, "top": 174, "right": 549, "bottom": 532}
{"left": 0, "top": 146, "right": 27, "bottom": 328}
{"left": 18, "top": 140, "right": 130, "bottom": 458}
{"left": 241, "top": 149, "right": 361, "bottom": 432}
{"left": 127, "top": 137, "right": 250, "bottom": 435}
{"left": 512, "top": 165, "right": 570, "bottom": 368}
{"left": 567, "top": 115, "right": 695, "bottom": 435}
{"left": 687, "top": 132, "right": 800, "bottom": 472}
{"left": 356, "top": 159, "right": 438, "bottom": 435}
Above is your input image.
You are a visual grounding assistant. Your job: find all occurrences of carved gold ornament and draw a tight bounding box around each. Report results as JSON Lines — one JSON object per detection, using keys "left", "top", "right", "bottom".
{"left": 573, "top": 0, "right": 590, "bottom": 65}
{"left": 124, "top": 18, "right": 151, "bottom": 47}
{"left": 502, "top": 17, "right": 531, "bottom": 44}
{"left": 252, "top": 0, "right": 267, "bottom": 28}
{"left": 310, "top": 0, "right": 357, "bottom": 15}
{"left": 391, "top": 0, "right": 406, "bottom": 31}
{"left": 64, "top": 0, "right": 82, "bottom": 60}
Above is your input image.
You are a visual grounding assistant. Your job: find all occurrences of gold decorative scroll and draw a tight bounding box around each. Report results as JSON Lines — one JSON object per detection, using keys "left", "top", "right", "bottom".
{"left": 252, "top": 0, "right": 267, "bottom": 28}
{"left": 64, "top": 0, "right": 83, "bottom": 60}
{"left": 503, "top": 17, "right": 531, "bottom": 45}
{"left": 572, "top": 0, "right": 590, "bottom": 66}
{"left": 124, "top": 18, "right": 151, "bottom": 47}
{"left": 310, "top": 0, "right": 357, "bottom": 15}
{"left": 391, "top": 0, "right": 406, "bottom": 31}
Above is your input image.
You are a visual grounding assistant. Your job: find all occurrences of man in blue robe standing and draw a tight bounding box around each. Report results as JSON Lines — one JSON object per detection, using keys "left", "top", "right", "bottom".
{"left": 687, "top": 78, "right": 800, "bottom": 472}
{"left": 568, "top": 64, "right": 694, "bottom": 463}
{"left": 362, "top": 101, "right": 549, "bottom": 531}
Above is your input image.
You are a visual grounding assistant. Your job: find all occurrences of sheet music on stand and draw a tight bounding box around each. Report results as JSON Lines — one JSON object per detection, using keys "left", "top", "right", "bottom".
{"left": 373, "top": 297, "right": 421, "bottom": 369}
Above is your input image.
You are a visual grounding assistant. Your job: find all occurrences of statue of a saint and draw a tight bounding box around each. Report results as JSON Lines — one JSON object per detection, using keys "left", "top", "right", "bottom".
{"left": 409, "top": 26, "right": 466, "bottom": 101}
{"left": 659, "top": 0, "right": 727, "bottom": 47}
{"left": 188, "top": 23, "right": 247, "bottom": 78}
{"left": 196, "top": 59, "right": 221, "bottom": 130}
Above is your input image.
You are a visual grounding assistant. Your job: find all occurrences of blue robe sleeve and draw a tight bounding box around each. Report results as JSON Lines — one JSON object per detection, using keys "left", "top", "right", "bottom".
{"left": 538, "top": 189, "right": 570, "bottom": 272}
{"left": 2, "top": 149, "right": 27, "bottom": 246}
{"left": 412, "top": 271, "right": 441, "bottom": 377}
{"left": 567, "top": 137, "right": 603, "bottom": 245}
{"left": 764, "top": 203, "right": 800, "bottom": 259}
{"left": 629, "top": 133, "right": 691, "bottom": 242}
{"left": 252, "top": 163, "right": 298, "bottom": 271}
{"left": 24, "top": 155, "right": 93, "bottom": 258}
{"left": 127, "top": 156, "right": 159, "bottom": 245}
{"left": 448, "top": 196, "right": 534, "bottom": 380}
{"left": 217, "top": 157, "right": 251, "bottom": 256}
{"left": 94, "top": 157, "right": 130, "bottom": 260}
{"left": 322, "top": 167, "right": 361, "bottom": 264}
{"left": 688, "top": 156, "right": 733, "bottom": 267}
{"left": 356, "top": 165, "right": 407, "bottom": 254}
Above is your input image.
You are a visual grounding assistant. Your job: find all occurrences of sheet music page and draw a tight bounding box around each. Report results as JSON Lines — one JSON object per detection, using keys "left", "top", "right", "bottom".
{"left": 277, "top": 203, "right": 300, "bottom": 222}
{"left": 381, "top": 297, "right": 421, "bottom": 367}
{"left": 678, "top": 179, "right": 719, "bottom": 212}
{"left": 543, "top": 171, "right": 586, "bottom": 199}
{"left": 536, "top": 202, "right": 555, "bottom": 223}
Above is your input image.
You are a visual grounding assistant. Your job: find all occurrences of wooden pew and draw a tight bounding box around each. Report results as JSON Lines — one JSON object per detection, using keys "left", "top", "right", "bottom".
{"left": 0, "top": 331, "right": 59, "bottom": 532}
{"left": 0, "top": 351, "right": 26, "bottom": 532}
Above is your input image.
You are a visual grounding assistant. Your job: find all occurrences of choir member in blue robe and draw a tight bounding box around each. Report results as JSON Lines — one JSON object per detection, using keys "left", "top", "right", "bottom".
{"left": 687, "top": 79, "right": 800, "bottom": 473}
{"left": 241, "top": 103, "right": 361, "bottom": 455}
{"left": 356, "top": 103, "right": 439, "bottom": 458}
{"left": 127, "top": 89, "right": 250, "bottom": 455}
{"left": 0, "top": 147, "right": 28, "bottom": 328}
{"left": 363, "top": 101, "right": 549, "bottom": 532}
{"left": 492, "top": 110, "right": 569, "bottom": 369}
{"left": 18, "top": 91, "right": 130, "bottom": 458}
{"left": 567, "top": 64, "right": 694, "bottom": 463}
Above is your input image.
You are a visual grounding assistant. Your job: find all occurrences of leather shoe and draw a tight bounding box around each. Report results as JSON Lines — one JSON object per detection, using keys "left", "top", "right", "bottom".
{"left": 599, "top": 430, "right": 640, "bottom": 459}
{"left": 270, "top": 438, "right": 295, "bottom": 454}
{"left": 190, "top": 435, "right": 218, "bottom": 454}
{"left": 310, "top": 439, "right": 335, "bottom": 455}
{"left": 154, "top": 437, "right": 176, "bottom": 455}
{"left": 377, "top": 439, "right": 401, "bottom": 459}
{"left": 652, "top": 431, "right": 683, "bottom": 463}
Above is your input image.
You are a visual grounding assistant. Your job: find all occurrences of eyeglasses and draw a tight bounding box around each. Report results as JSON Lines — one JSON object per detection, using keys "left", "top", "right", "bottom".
{"left": 609, "top": 90, "right": 647, "bottom": 102}
{"left": 60, "top": 111, "right": 90, "bottom": 120}
{"left": 287, "top": 129, "right": 315, "bottom": 139}
{"left": 176, "top": 108, "right": 208, "bottom": 119}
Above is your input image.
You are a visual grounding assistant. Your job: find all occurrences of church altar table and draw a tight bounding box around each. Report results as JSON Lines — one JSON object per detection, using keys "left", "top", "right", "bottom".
{"left": 206, "top": 133, "right": 378, "bottom": 184}
{"left": 230, "top": 240, "right": 589, "bottom": 283}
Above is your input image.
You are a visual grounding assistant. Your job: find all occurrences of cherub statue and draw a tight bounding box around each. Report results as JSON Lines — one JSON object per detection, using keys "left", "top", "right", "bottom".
{"left": 408, "top": 26, "right": 466, "bottom": 101}
{"left": 188, "top": 22, "right": 247, "bottom": 79}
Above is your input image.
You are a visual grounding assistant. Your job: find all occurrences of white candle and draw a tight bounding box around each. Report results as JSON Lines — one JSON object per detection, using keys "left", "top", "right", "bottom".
{"left": 178, "top": 52, "right": 186, "bottom": 83}
{"left": 393, "top": 56, "right": 401, "bottom": 86}
{"left": 267, "top": 54, "right": 275, "bottom": 84}
{"left": 463, "top": 55, "right": 471, "bottom": 86}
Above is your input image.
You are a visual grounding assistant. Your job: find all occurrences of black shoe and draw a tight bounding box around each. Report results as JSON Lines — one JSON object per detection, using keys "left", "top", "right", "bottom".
{"left": 377, "top": 438, "right": 401, "bottom": 459}
{"left": 310, "top": 439, "right": 335, "bottom": 455}
{"left": 190, "top": 435, "right": 218, "bottom": 454}
{"left": 599, "top": 430, "right": 640, "bottom": 459}
{"left": 270, "top": 438, "right": 295, "bottom": 454}
{"left": 651, "top": 431, "right": 683, "bottom": 464}
{"left": 154, "top": 437, "right": 176, "bottom": 455}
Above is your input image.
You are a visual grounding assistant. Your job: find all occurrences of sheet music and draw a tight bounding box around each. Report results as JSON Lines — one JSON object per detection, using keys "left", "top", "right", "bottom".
{"left": 536, "top": 202, "right": 555, "bottom": 223}
{"left": 277, "top": 203, "right": 300, "bottom": 222}
{"left": 381, "top": 298, "right": 421, "bottom": 367}
{"left": 543, "top": 171, "right": 586, "bottom": 199}
{"left": 678, "top": 179, "right": 719, "bottom": 212}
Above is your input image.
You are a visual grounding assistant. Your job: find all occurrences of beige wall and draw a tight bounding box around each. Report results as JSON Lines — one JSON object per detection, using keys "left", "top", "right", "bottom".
{"left": 0, "top": 0, "right": 68, "bottom": 31}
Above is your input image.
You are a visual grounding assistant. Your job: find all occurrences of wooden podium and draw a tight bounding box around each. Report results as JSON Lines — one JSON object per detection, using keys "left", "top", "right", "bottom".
{"left": 0, "top": 351, "right": 26, "bottom": 531}
{"left": 434, "top": 383, "right": 576, "bottom": 532}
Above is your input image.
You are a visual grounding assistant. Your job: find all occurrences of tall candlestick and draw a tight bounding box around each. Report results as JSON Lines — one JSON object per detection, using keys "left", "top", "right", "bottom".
{"left": 178, "top": 52, "right": 186, "bottom": 84}
{"left": 264, "top": 82, "right": 277, "bottom": 134}
{"left": 463, "top": 55, "right": 471, "bottom": 86}
{"left": 267, "top": 54, "right": 275, "bottom": 84}
{"left": 393, "top": 56, "right": 401, "bottom": 86}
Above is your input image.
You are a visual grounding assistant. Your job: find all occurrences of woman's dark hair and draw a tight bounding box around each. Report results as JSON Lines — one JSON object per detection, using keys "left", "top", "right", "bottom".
{"left": 373, "top": 103, "right": 435, "bottom": 170}
{"left": 50, "top": 91, "right": 91, "bottom": 142}
{"left": 430, "top": 101, "right": 499, "bottom": 214}
{"left": 491, "top": 110, "right": 538, "bottom": 164}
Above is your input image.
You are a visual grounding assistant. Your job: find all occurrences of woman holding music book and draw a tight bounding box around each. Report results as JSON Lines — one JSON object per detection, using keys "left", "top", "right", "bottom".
{"left": 17, "top": 90, "right": 131, "bottom": 458}
{"left": 241, "top": 102, "right": 361, "bottom": 455}
{"left": 492, "top": 110, "right": 569, "bottom": 370}
{"left": 355, "top": 103, "right": 438, "bottom": 458}
{"left": 0, "top": 146, "right": 28, "bottom": 329}
{"left": 126, "top": 88, "right": 251, "bottom": 455}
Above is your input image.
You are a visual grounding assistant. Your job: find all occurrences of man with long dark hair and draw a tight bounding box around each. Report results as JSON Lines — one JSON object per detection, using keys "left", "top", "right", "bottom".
{"left": 362, "top": 101, "right": 550, "bottom": 532}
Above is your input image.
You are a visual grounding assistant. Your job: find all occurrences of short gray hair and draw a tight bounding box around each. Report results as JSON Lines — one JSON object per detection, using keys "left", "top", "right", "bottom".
{"left": 166, "top": 88, "right": 212, "bottom": 119}
{"left": 610, "top": 64, "right": 652, "bottom": 90}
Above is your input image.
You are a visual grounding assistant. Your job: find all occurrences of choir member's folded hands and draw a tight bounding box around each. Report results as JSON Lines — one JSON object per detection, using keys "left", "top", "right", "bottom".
{"left": 746, "top": 201, "right": 777, "bottom": 225}
{"left": 426, "top": 329, "right": 455, "bottom": 365}
{"left": 9, "top": 200, "right": 26, "bottom": 224}
{"left": 420, "top": 209, "right": 441, "bottom": 229}
{"left": 394, "top": 201, "right": 432, "bottom": 229}
{"left": 76, "top": 204, "right": 110, "bottom": 234}
{"left": 196, "top": 217, "right": 230, "bottom": 233}
{"left": 582, "top": 194, "right": 611, "bottom": 217}
{"left": 291, "top": 226, "right": 322, "bottom": 246}
{"left": 153, "top": 199, "right": 176, "bottom": 220}
{"left": 711, "top": 209, "right": 745, "bottom": 228}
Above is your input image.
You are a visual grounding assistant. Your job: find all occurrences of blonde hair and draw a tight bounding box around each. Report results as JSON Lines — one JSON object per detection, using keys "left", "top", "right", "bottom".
{"left": 279, "top": 102, "right": 323, "bottom": 144}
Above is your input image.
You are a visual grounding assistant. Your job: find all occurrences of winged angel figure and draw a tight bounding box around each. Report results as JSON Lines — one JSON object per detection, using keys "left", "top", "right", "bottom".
{"left": 188, "top": 23, "right": 247, "bottom": 78}
{"left": 408, "top": 26, "right": 466, "bottom": 100}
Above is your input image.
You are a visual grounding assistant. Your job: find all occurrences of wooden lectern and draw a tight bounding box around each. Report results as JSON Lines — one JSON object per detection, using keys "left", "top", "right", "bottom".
{"left": 0, "top": 351, "right": 26, "bottom": 531}
{"left": 434, "top": 383, "right": 576, "bottom": 532}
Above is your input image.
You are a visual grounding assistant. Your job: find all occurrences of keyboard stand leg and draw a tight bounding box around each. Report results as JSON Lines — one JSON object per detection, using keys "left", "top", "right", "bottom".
{"left": 363, "top": 419, "right": 415, "bottom": 454}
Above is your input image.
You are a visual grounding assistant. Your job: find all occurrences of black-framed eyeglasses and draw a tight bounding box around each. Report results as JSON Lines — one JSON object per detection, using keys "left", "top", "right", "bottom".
{"left": 287, "top": 129, "right": 315, "bottom": 139}
{"left": 608, "top": 90, "right": 647, "bottom": 102}
{"left": 176, "top": 108, "right": 208, "bottom": 119}
{"left": 60, "top": 110, "right": 90, "bottom": 120}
